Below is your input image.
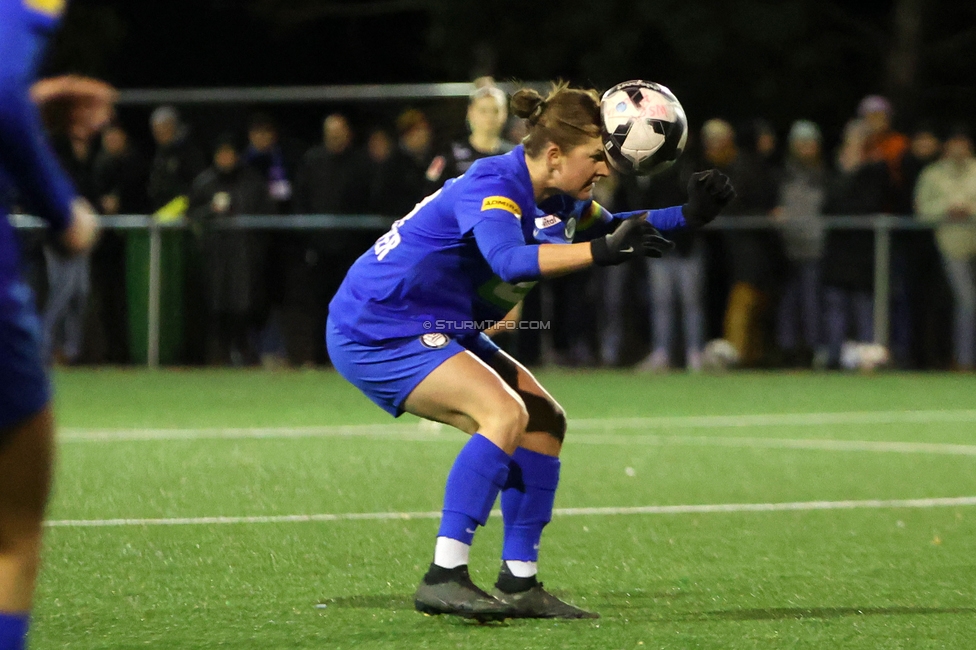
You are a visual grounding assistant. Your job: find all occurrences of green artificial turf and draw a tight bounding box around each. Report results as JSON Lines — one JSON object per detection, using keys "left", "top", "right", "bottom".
{"left": 28, "top": 369, "right": 976, "bottom": 648}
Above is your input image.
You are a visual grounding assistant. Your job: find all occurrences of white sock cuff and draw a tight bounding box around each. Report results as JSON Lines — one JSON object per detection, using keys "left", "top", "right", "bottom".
{"left": 505, "top": 560, "right": 538, "bottom": 578}
{"left": 433, "top": 537, "right": 471, "bottom": 569}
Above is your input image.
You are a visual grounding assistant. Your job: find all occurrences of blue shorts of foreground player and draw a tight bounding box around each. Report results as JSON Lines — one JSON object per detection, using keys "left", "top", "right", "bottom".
{"left": 0, "top": 282, "right": 51, "bottom": 435}
{"left": 326, "top": 318, "right": 501, "bottom": 417}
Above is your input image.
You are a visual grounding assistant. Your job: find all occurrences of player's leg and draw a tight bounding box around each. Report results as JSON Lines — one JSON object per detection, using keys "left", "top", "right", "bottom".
{"left": 485, "top": 350, "right": 598, "bottom": 619}
{"left": 402, "top": 351, "right": 528, "bottom": 620}
{"left": 0, "top": 407, "right": 55, "bottom": 649}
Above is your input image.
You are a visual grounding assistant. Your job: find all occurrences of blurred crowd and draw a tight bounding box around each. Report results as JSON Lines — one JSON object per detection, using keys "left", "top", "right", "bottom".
{"left": 16, "top": 80, "right": 976, "bottom": 372}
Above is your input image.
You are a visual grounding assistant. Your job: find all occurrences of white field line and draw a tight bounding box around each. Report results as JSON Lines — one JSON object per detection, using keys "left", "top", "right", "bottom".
{"left": 59, "top": 409, "right": 976, "bottom": 443}
{"left": 57, "top": 409, "right": 976, "bottom": 457}
{"left": 45, "top": 495, "right": 976, "bottom": 528}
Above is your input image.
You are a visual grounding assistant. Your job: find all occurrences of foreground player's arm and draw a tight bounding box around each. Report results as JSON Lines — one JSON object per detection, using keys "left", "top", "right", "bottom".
{"left": 573, "top": 170, "right": 737, "bottom": 239}
{"left": 474, "top": 211, "right": 673, "bottom": 278}
{"left": 0, "top": 9, "right": 97, "bottom": 252}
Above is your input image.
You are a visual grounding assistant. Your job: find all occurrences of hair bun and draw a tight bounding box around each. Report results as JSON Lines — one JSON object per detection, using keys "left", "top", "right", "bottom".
{"left": 511, "top": 88, "right": 546, "bottom": 123}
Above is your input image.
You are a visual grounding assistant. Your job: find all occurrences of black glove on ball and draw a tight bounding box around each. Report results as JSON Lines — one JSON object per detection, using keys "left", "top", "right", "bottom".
{"left": 682, "top": 169, "right": 736, "bottom": 228}
{"left": 591, "top": 213, "right": 675, "bottom": 266}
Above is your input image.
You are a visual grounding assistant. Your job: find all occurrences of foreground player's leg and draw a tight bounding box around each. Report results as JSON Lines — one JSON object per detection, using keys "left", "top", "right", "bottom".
{"left": 403, "top": 352, "right": 528, "bottom": 621}
{"left": 489, "top": 353, "right": 599, "bottom": 619}
{"left": 0, "top": 408, "right": 55, "bottom": 650}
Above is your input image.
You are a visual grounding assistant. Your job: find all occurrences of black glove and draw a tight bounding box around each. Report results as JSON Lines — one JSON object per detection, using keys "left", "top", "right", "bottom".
{"left": 590, "top": 213, "right": 675, "bottom": 266}
{"left": 682, "top": 169, "right": 736, "bottom": 228}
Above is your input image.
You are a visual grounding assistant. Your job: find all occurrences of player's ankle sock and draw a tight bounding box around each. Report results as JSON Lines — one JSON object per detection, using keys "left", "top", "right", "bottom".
{"left": 501, "top": 447, "right": 560, "bottom": 564}
{"left": 435, "top": 434, "right": 511, "bottom": 565}
{"left": 433, "top": 536, "right": 470, "bottom": 569}
{"left": 423, "top": 562, "right": 466, "bottom": 584}
{"left": 0, "top": 612, "right": 29, "bottom": 650}
{"left": 496, "top": 561, "right": 540, "bottom": 594}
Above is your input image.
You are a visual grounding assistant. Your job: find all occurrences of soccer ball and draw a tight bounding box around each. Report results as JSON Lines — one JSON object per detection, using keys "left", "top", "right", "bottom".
{"left": 601, "top": 80, "right": 688, "bottom": 176}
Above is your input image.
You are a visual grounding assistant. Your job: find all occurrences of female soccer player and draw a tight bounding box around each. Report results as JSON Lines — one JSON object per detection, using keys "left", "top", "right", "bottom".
{"left": 0, "top": 2, "right": 100, "bottom": 648}
{"left": 327, "top": 83, "right": 734, "bottom": 621}
{"left": 433, "top": 79, "right": 515, "bottom": 185}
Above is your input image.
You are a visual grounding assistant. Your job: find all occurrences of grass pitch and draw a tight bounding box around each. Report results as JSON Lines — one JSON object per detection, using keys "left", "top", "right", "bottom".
{"left": 30, "top": 369, "right": 976, "bottom": 648}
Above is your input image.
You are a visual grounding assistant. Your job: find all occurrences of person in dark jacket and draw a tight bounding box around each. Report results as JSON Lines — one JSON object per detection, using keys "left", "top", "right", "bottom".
{"left": 773, "top": 120, "right": 829, "bottom": 367}
{"left": 147, "top": 106, "right": 207, "bottom": 211}
{"left": 370, "top": 108, "right": 440, "bottom": 216}
{"left": 287, "top": 113, "right": 376, "bottom": 366}
{"left": 89, "top": 122, "right": 150, "bottom": 363}
{"left": 188, "top": 135, "right": 273, "bottom": 366}
{"left": 821, "top": 118, "right": 889, "bottom": 368}
{"left": 701, "top": 119, "right": 784, "bottom": 366}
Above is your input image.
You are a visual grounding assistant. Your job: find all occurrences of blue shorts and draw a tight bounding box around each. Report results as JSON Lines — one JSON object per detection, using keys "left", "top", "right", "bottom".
{"left": 0, "top": 281, "right": 50, "bottom": 434}
{"left": 326, "top": 318, "right": 501, "bottom": 417}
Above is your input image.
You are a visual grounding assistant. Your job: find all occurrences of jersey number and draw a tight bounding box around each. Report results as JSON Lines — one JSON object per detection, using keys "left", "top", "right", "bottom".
{"left": 373, "top": 189, "right": 441, "bottom": 261}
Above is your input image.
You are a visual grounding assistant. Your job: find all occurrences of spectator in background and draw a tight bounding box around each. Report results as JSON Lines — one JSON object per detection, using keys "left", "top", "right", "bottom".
{"left": 615, "top": 162, "right": 706, "bottom": 372}
{"left": 244, "top": 112, "right": 305, "bottom": 214}
{"left": 745, "top": 118, "right": 783, "bottom": 208}
{"left": 93, "top": 122, "right": 150, "bottom": 215}
{"left": 897, "top": 122, "right": 945, "bottom": 367}
{"left": 296, "top": 113, "right": 372, "bottom": 214}
{"left": 371, "top": 108, "right": 439, "bottom": 215}
{"left": 899, "top": 122, "right": 942, "bottom": 210}
{"left": 702, "top": 119, "right": 782, "bottom": 366}
{"left": 915, "top": 125, "right": 976, "bottom": 370}
{"left": 90, "top": 122, "right": 149, "bottom": 363}
{"left": 366, "top": 126, "right": 394, "bottom": 168}
{"left": 859, "top": 95, "right": 909, "bottom": 210}
{"left": 858, "top": 96, "right": 914, "bottom": 366}
{"left": 292, "top": 113, "right": 374, "bottom": 365}
{"left": 821, "top": 119, "right": 889, "bottom": 369}
{"left": 147, "top": 106, "right": 206, "bottom": 211}
{"left": 773, "top": 120, "right": 827, "bottom": 367}
{"left": 242, "top": 112, "right": 311, "bottom": 366}
{"left": 188, "top": 135, "right": 272, "bottom": 366}
{"left": 433, "top": 81, "right": 515, "bottom": 186}
{"left": 40, "top": 81, "right": 106, "bottom": 365}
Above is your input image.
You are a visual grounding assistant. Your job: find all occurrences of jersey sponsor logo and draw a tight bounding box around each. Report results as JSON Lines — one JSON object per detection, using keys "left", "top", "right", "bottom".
{"left": 420, "top": 333, "right": 450, "bottom": 349}
{"left": 534, "top": 215, "right": 561, "bottom": 230}
{"left": 23, "top": 0, "right": 65, "bottom": 17}
{"left": 481, "top": 196, "right": 521, "bottom": 218}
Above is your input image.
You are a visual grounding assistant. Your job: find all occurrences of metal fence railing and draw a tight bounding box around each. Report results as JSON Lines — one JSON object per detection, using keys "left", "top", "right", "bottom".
{"left": 12, "top": 213, "right": 945, "bottom": 367}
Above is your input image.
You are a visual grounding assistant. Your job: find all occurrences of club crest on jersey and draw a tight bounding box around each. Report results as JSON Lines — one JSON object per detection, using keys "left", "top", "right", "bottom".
{"left": 564, "top": 217, "right": 577, "bottom": 240}
{"left": 481, "top": 196, "right": 521, "bottom": 218}
{"left": 420, "top": 333, "right": 450, "bottom": 349}
{"left": 23, "top": 0, "right": 65, "bottom": 17}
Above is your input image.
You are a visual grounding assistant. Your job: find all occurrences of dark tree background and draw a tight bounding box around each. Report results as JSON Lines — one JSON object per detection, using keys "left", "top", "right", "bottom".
{"left": 47, "top": 0, "right": 976, "bottom": 142}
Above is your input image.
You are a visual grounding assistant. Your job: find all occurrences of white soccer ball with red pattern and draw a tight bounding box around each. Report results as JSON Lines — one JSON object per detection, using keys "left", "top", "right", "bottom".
{"left": 601, "top": 80, "right": 688, "bottom": 176}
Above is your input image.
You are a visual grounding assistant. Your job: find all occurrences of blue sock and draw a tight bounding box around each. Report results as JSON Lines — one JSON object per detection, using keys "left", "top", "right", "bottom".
{"left": 437, "top": 434, "right": 511, "bottom": 545}
{"left": 501, "top": 447, "right": 561, "bottom": 562}
{"left": 0, "top": 613, "right": 29, "bottom": 650}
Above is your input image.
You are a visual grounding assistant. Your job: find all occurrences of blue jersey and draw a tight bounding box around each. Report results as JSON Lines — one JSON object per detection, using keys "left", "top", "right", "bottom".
{"left": 0, "top": 0, "right": 76, "bottom": 299}
{"left": 0, "top": 0, "right": 74, "bottom": 429}
{"left": 329, "top": 144, "right": 685, "bottom": 345}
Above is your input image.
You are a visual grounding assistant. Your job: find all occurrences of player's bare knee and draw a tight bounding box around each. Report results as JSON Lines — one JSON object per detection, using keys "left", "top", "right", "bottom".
{"left": 482, "top": 397, "right": 529, "bottom": 449}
